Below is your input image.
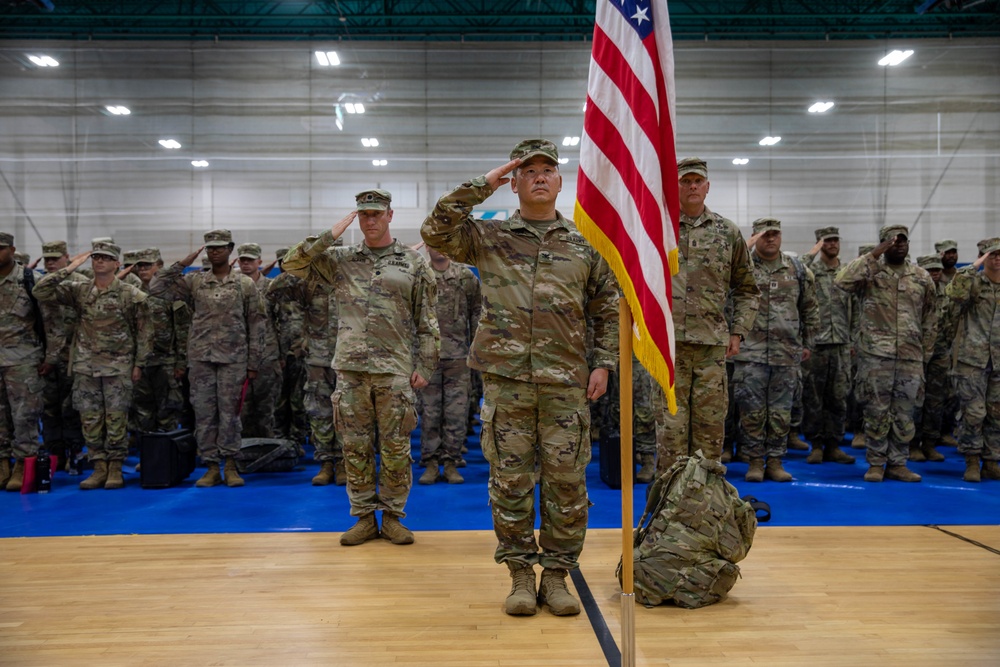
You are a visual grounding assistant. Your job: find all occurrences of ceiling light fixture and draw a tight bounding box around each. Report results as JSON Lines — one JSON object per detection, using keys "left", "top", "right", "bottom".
{"left": 558, "top": 158, "right": 569, "bottom": 165}
{"left": 808, "top": 102, "right": 835, "bottom": 113}
{"left": 106, "top": 105, "right": 131, "bottom": 115}
{"left": 191, "top": 160, "right": 209, "bottom": 168}
{"left": 372, "top": 159, "right": 387, "bottom": 167}
{"left": 28, "top": 55, "right": 59, "bottom": 67}
{"left": 759, "top": 136, "right": 781, "bottom": 146}
{"left": 878, "top": 49, "right": 913, "bottom": 67}
{"left": 732, "top": 158, "right": 749, "bottom": 165}
{"left": 314, "top": 51, "right": 340, "bottom": 66}
{"left": 344, "top": 102, "right": 365, "bottom": 114}
{"left": 158, "top": 139, "right": 182, "bottom": 149}
{"left": 361, "top": 137, "right": 379, "bottom": 148}
{"left": 562, "top": 136, "right": 580, "bottom": 147}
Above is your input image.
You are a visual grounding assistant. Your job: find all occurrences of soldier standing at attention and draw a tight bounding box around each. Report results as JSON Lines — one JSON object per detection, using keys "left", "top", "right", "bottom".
{"left": 421, "top": 139, "right": 618, "bottom": 617}
{"left": 936, "top": 239, "right": 959, "bottom": 286}
{"left": 150, "top": 229, "right": 266, "bottom": 488}
{"left": 236, "top": 242, "right": 282, "bottom": 438}
{"left": 0, "top": 232, "right": 45, "bottom": 491}
{"left": 283, "top": 190, "right": 439, "bottom": 546}
{"left": 946, "top": 238, "right": 1000, "bottom": 482}
{"left": 271, "top": 247, "right": 310, "bottom": 448}
{"left": 912, "top": 255, "right": 952, "bottom": 463}
{"left": 418, "top": 247, "right": 481, "bottom": 485}
{"left": 835, "top": 225, "right": 937, "bottom": 483}
{"left": 651, "top": 157, "right": 760, "bottom": 473}
{"left": 34, "top": 241, "right": 152, "bottom": 490}
{"left": 733, "top": 219, "right": 819, "bottom": 482}
{"left": 800, "top": 226, "right": 856, "bottom": 465}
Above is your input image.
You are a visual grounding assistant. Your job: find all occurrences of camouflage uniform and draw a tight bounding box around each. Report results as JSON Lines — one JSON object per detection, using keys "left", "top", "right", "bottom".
{"left": 421, "top": 164, "right": 618, "bottom": 571}
{"left": 835, "top": 228, "right": 938, "bottom": 473}
{"left": 239, "top": 249, "right": 282, "bottom": 439}
{"left": 604, "top": 354, "right": 658, "bottom": 456}
{"left": 801, "top": 228, "right": 853, "bottom": 448}
{"left": 271, "top": 248, "right": 309, "bottom": 445}
{"left": 420, "top": 261, "right": 481, "bottom": 466}
{"left": 732, "top": 223, "right": 819, "bottom": 465}
{"left": 33, "top": 246, "right": 152, "bottom": 463}
{"left": 651, "top": 173, "right": 759, "bottom": 472}
{"left": 946, "top": 239, "right": 1000, "bottom": 467}
{"left": 0, "top": 243, "right": 45, "bottom": 468}
{"left": 936, "top": 239, "right": 959, "bottom": 286}
{"left": 283, "top": 197, "right": 439, "bottom": 520}
{"left": 149, "top": 233, "right": 266, "bottom": 465}
{"left": 915, "top": 255, "right": 954, "bottom": 452}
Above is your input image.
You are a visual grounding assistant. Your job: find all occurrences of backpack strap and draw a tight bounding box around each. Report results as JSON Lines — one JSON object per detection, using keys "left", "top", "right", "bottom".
{"left": 741, "top": 495, "right": 771, "bottom": 523}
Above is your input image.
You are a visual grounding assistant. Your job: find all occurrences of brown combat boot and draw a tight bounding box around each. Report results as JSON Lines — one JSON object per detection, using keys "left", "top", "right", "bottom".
{"left": 921, "top": 441, "right": 945, "bottom": 462}
{"left": 823, "top": 441, "right": 856, "bottom": 464}
{"left": 940, "top": 433, "right": 959, "bottom": 447}
{"left": 982, "top": 460, "right": 1000, "bottom": 480}
{"left": 223, "top": 458, "right": 245, "bottom": 487}
{"left": 765, "top": 458, "right": 793, "bottom": 482}
{"left": 538, "top": 568, "right": 581, "bottom": 616}
{"left": 851, "top": 433, "right": 867, "bottom": 449}
{"left": 787, "top": 433, "right": 809, "bottom": 451}
{"left": 334, "top": 459, "right": 347, "bottom": 486}
{"left": 312, "top": 461, "right": 335, "bottom": 486}
{"left": 442, "top": 461, "right": 464, "bottom": 484}
{"left": 636, "top": 453, "right": 656, "bottom": 483}
{"left": 418, "top": 460, "right": 439, "bottom": 485}
{"left": 908, "top": 443, "right": 926, "bottom": 462}
{"left": 380, "top": 514, "right": 414, "bottom": 545}
{"left": 720, "top": 446, "right": 732, "bottom": 464}
{"left": 863, "top": 464, "right": 884, "bottom": 482}
{"left": 195, "top": 462, "right": 222, "bottom": 488}
{"left": 340, "top": 514, "right": 379, "bottom": 546}
{"left": 6, "top": 459, "right": 25, "bottom": 492}
{"left": 885, "top": 464, "right": 921, "bottom": 483}
{"left": 745, "top": 457, "right": 765, "bottom": 483}
{"left": 0, "top": 458, "right": 10, "bottom": 489}
{"left": 504, "top": 565, "right": 537, "bottom": 616}
{"left": 963, "top": 455, "right": 981, "bottom": 483}
{"left": 104, "top": 460, "right": 125, "bottom": 490}
{"left": 806, "top": 442, "right": 825, "bottom": 464}
{"left": 79, "top": 460, "right": 108, "bottom": 491}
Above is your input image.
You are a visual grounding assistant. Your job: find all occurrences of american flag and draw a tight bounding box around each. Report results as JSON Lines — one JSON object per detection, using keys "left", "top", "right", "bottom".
{"left": 574, "top": 0, "right": 680, "bottom": 411}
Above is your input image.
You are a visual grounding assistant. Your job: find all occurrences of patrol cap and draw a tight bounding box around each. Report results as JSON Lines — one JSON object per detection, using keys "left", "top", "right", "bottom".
{"left": 509, "top": 138, "right": 560, "bottom": 165}
{"left": 814, "top": 226, "right": 840, "bottom": 241}
{"left": 91, "top": 237, "right": 114, "bottom": 244}
{"left": 934, "top": 239, "right": 958, "bottom": 253}
{"left": 123, "top": 250, "right": 140, "bottom": 265}
{"left": 237, "top": 242, "right": 262, "bottom": 260}
{"left": 91, "top": 240, "right": 121, "bottom": 260}
{"left": 751, "top": 217, "right": 782, "bottom": 235}
{"left": 134, "top": 247, "right": 162, "bottom": 264}
{"left": 878, "top": 224, "right": 909, "bottom": 242}
{"left": 14, "top": 252, "right": 29, "bottom": 264}
{"left": 916, "top": 255, "right": 943, "bottom": 270}
{"left": 42, "top": 240, "right": 68, "bottom": 257}
{"left": 275, "top": 247, "right": 289, "bottom": 261}
{"left": 204, "top": 229, "right": 234, "bottom": 247}
{"left": 677, "top": 156, "right": 708, "bottom": 178}
{"left": 0, "top": 232, "right": 12, "bottom": 247}
{"left": 979, "top": 237, "right": 1000, "bottom": 255}
{"left": 355, "top": 189, "right": 392, "bottom": 211}
{"left": 859, "top": 244, "right": 876, "bottom": 256}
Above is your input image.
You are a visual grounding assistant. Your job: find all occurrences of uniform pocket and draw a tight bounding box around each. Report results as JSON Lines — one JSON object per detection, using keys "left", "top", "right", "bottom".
{"left": 574, "top": 408, "right": 593, "bottom": 469}
{"left": 330, "top": 389, "right": 343, "bottom": 433}
{"left": 479, "top": 400, "right": 499, "bottom": 466}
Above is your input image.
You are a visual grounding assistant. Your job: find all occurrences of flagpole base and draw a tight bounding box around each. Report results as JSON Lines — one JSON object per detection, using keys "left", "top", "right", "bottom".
{"left": 621, "top": 592, "right": 635, "bottom": 667}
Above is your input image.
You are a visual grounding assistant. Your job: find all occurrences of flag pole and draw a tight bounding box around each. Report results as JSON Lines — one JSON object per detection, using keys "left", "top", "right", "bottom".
{"left": 618, "top": 296, "right": 636, "bottom": 667}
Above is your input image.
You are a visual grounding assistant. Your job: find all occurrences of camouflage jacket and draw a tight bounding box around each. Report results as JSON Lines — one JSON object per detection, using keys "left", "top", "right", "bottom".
{"left": 34, "top": 268, "right": 152, "bottom": 377}
{"left": 421, "top": 176, "right": 618, "bottom": 387}
{"left": 929, "top": 280, "right": 955, "bottom": 361}
{"left": 946, "top": 266, "right": 1000, "bottom": 369}
{"left": 249, "top": 273, "right": 281, "bottom": 363}
{"left": 137, "top": 281, "right": 179, "bottom": 368}
{"left": 38, "top": 270, "right": 88, "bottom": 366}
{"left": 265, "top": 272, "right": 306, "bottom": 360}
{"left": 149, "top": 264, "right": 266, "bottom": 371}
{"left": 835, "top": 255, "right": 938, "bottom": 363}
{"left": 433, "top": 261, "right": 481, "bottom": 360}
{"left": 733, "top": 253, "right": 819, "bottom": 367}
{"left": 802, "top": 253, "right": 852, "bottom": 346}
{"left": 282, "top": 234, "right": 439, "bottom": 379}
{"left": 267, "top": 270, "right": 337, "bottom": 368}
{"left": 0, "top": 263, "right": 43, "bottom": 368}
{"left": 674, "top": 207, "right": 760, "bottom": 346}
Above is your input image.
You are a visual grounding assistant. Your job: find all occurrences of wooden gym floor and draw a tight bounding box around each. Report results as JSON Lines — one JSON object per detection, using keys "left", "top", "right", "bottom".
{"left": 1, "top": 525, "right": 998, "bottom": 666}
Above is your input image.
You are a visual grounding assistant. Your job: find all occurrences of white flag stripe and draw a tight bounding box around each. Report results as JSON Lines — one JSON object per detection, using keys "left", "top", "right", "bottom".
{"left": 595, "top": 8, "right": 662, "bottom": 120}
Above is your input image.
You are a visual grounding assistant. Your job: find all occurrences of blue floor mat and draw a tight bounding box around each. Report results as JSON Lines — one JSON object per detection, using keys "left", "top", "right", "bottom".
{"left": 2, "top": 436, "right": 996, "bottom": 538}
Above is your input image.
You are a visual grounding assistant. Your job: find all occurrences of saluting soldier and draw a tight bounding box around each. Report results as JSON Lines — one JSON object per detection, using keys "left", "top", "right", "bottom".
{"left": 236, "top": 242, "right": 282, "bottom": 438}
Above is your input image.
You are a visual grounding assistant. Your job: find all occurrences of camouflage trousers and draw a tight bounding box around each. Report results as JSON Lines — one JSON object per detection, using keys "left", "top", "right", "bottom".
{"left": 605, "top": 355, "right": 657, "bottom": 455}
{"left": 480, "top": 373, "right": 590, "bottom": 571}
{"left": 304, "top": 364, "right": 341, "bottom": 463}
{"left": 953, "top": 361, "right": 1000, "bottom": 461}
{"left": 72, "top": 373, "right": 133, "bottom": 461}
{"left": 132, "top": 364, "right": 183, "bottom": 433}
{"left": 241, "top": 357, "right": 281, "bottom": 438}
{"left": 275, "top": 355, "right": 309, "bottom": 443}
{"left": 189, "top": 360, "right": 247, "bottom": 464}
{"left": 419, "top": 357, "right": 471, "bottom": 464}
{"left": 652, "top": 342, "right": 727, "bottom": 473}
{"left": 0, "top": 363, "right": 44, "bottom": 460}
{"left": 41, "top": 360, "right": 82, "bottom": 450}
{"left": 732, "top": 361, "right": 796, "bottom": 459}
{"left": 333, "top": 371, "right": 417, "bottom": 518}
{"left": 802, "top": 344, "right": 850, "bottom": 441}
{"left": 919, "top": 356, "right": 952, "bottom": 445}
{"left": 857, "top": 354, "right": 924, "bottom": 467}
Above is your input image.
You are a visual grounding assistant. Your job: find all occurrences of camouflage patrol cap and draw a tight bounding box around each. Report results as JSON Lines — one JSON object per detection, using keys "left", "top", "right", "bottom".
{"left": 677, "top": 157, "right": 708, "bottom": 178}
{"left": 858, "top": 244, "right": 876, "bottom": 256}
{"left": 879, "top": 224, "right": 909, "bottom": 242}
{"left": 237, "top": 243, "right": 262, "bottom": 260}
{"left": 0, "top": 232, "right": 12, "bottom": 247}
{"left": 814, "top": 226, "right": 840, "bottom": 241}
{"left": 134, "top": 247, "right": 162, "bottom": 264}
{"left": 14, "top": 252, "right": 29, "bottom": 264}
{"left": 979, "top": 237, "right": 1000, "bottom": 255}
{"left": 204, "top": 229, "right": 234, "bottom": 247}
{"left": 355, "top": 189, "right": 392, "bottom": 211}
{"left": 751, "top": 217, "right": 781, "bottom": 235}
{"left": 916, "top": 255, "right": 943, "bottom": 270}
{"left": 122, "top": 250, "right": 140, "bottom": 265}
{"left": 934, "top": 239, "right": 958, "bottom": 253}
{"left": 91, "top": 237, "right": 114, "bottom": 244}
{"left": 42, "top": 240, "right": 68, "bottom": 257}
{"left": 91, "top": 240, "right": 121, "bottom": 260}
{"left": 509, "top": 138, "right": 560, "bottom": 164}
{"left": 275, "top": 247, "right": 289, "bottom": 261}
